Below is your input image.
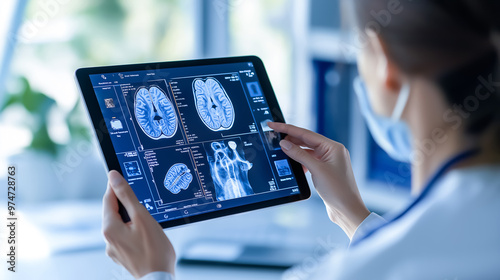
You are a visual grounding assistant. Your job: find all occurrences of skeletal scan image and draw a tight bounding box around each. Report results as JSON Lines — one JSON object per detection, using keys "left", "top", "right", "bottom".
{"left": 135, "top": 86, "right": 178, "bottom": 139}
{"left": 193, "top": 78, "right": 235, "bottom": 131}
{"left": 163, "top": 163, "right": 193, "bottom": 194}
{"left": 207, "top": 141, "right": 254, "bottom": 201}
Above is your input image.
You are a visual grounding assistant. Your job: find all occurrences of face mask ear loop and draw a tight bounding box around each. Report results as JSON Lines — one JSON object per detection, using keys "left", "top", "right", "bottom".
{"left": 391, "top": 83, "right": 411, "bottom": 121}
{"left": 353, "top": 77, "right": 368, "bottom": 106}
{"left": 353, "top": 77, "right": 363, "bottom": 97}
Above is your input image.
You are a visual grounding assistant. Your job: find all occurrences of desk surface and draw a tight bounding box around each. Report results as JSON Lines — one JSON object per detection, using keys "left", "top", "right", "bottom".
{"left": 2, "top": 197, "right": 348, "bottom": 280}
{"left": 3, "top": 250, "right": 286, "bottom": 280}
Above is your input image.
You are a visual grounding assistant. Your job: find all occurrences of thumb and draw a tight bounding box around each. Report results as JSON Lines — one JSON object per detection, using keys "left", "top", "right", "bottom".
{"left": 108, "top": 170, "right": 144, "bottom": 220}
{"left": 280, "top": 139, "right": 318, "bottom": 171}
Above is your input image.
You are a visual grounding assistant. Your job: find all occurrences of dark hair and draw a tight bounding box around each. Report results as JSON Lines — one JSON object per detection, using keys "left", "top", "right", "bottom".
{"left": 351, "top": 0, "right": 500, "bottom": 134}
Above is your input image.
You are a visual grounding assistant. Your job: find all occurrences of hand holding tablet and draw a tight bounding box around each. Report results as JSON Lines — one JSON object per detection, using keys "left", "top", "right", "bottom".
{"left": 103, "top": 170, "right": 176, "bottom": 278}
{"left": 76, "top": 56, "right": 310, "bottom": 228}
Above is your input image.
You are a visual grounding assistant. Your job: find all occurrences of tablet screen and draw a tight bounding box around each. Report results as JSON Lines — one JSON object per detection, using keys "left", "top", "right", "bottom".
{"left": 88, "top": 61, "right": 303, "bottom": 224}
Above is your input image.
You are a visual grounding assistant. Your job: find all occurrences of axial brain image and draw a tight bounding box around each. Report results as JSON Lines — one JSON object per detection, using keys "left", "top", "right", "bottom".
{"left": 163, "top": 163, "right": 193, "bottom": 194}
{"left": 135, "top": 86, "right": 178, "bottom": 139}
{"left": 193, "top": 78, "right": 235, "bottom": 131}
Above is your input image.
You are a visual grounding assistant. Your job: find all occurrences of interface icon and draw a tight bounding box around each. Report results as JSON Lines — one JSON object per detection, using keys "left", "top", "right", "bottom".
{"left": 274, "top": 159, "right": 292, "bottom": 177}
{"left": 110, "top": 119, "right": 123, "bottom": 130}
{"left": 123, "top": 161, "right": 141, "bottom": 177}
{"left": 104, "top": 98, "right": 115, "bottom": 108}
{"left": 246, "top": 82, "right": 262, "bottom": 97}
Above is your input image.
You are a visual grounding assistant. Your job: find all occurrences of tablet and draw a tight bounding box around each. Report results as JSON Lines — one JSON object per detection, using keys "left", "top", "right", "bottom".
{"left": 75, "top": 56, "right": 310, "bottom": 228}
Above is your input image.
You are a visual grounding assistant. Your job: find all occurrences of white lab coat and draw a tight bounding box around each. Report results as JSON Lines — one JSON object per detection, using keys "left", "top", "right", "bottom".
{"left": 141, "top": 164, "right": 500, "bottom": 280}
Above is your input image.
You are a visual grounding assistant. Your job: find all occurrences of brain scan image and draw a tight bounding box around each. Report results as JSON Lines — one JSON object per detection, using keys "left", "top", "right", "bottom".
{"left": 163, "top": 163, "right": 193, "bottom": 194}
{"left": 135, "top": 86, "right": 178, "bottom": 139}
{"left": 207, "top": 141, "right": 254, "bottom": 201}
{"left": 193, "top": 78, "right": 235, "bottom": 131}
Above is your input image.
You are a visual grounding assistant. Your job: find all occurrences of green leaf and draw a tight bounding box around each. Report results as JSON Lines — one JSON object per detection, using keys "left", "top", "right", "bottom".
{"left": 29, "top": 123, "right": 59, "bottom": 156}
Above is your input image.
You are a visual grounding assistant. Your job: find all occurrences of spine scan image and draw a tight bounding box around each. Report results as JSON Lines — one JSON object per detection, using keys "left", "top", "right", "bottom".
{"left": 135, "top": 86, "right": 178, "bottom": 139}
{"left": 163, "top": 163, "right": 193, "bottom": 194}
{"left": 193, "top": 78, "right": 235, "bottom": 131}
{"left": 207, "top": 141, "right": 254, "bottom": 201}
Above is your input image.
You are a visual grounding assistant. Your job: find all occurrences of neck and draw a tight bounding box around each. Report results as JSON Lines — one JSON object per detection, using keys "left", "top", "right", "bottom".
{"left": 411, "top": 127, "right": 500, "bottom": 195}
{"left": 410, "top": 128, "right": 473, "bottom": 195}
{"left": 403, "top": 79, "right": 500, "bottom": 195}
{"left": 405, "top": 79, "right": 478, "bottom": 195}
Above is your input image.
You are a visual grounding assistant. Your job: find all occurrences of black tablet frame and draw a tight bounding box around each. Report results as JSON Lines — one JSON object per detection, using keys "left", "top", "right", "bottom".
{"left": 75, "top": 55, "right": 311, "bottom": 228}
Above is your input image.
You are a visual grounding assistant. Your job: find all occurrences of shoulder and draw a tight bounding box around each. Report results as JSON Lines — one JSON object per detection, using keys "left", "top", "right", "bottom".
{"left": 316, "top": 165, "right": 500, "bottom": 280}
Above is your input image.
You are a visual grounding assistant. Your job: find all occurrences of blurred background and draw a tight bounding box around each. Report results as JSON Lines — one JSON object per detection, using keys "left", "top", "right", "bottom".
{"left": 0, "top": 0, "right": 412, "bottom": 279}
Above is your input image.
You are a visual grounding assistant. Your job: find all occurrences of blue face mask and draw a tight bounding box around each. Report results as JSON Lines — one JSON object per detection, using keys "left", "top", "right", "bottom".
{"left": 353, "top": 77, "right": 413, "bottom": 163}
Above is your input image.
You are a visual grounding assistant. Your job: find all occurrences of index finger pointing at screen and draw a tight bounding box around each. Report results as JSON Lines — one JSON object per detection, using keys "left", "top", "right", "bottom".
{"left": 267, "top": 122, "right": 330, "bottom": 150}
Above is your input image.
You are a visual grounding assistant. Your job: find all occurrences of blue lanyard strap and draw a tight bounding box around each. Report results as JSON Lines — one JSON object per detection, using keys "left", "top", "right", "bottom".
{"left": 350, "top": 148, "right": 480, "bottom": 247}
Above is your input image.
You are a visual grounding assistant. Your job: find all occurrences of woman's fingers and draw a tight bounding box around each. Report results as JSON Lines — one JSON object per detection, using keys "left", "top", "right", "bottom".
{"left": 102, "top": 172, "right": 177, "bottom": 278}
{"left": 103, "top": 183, "right": 119, "bottom": 217}
{"left": 279, "top": 138, "right": 312, "bottom": 173}
{"left": 102, "top": 183, "right": 123, "bottom": 231}
{"left": 268, "top": 122, "right": 333, "bottom": 155}
{"left": 284, "top": 135, "right": 333, "bottom": 160}
{"left": 102, "top": 184, "right": 128, "bottom": 248}
{"left": 283, "top": 134, "right": 308, "bottom": 147}
{"left": 268, "top": 122, "right": 325, "bottom": 146}
{"left": 280, "top": 139, "right": 319, "bottom": 170}
{"left": 108, "top": 170, "right": 145, "bottom": 220}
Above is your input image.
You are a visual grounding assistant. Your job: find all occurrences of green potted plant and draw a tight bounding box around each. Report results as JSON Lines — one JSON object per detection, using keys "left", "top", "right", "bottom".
{"left": 3, "top": 76, "right": 106, "bottom": 201}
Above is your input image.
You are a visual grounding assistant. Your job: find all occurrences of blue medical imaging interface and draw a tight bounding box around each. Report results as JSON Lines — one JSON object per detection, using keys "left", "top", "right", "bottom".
{"left": 90, "top": 62, "right": 301, "bottom": 223}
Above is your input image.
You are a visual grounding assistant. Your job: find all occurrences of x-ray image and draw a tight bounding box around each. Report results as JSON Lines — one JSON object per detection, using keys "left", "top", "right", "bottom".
{"left": 193, "top": 77, "right": 235, "bottom": 131}
{"left": 164, "top": 163, "right": 193, "bottom": 194}
{"left": 206, "top": 140, "right": 254, "bottom": 201}
{"left": 134, "top": 86, "right": 178, "bottom": 139}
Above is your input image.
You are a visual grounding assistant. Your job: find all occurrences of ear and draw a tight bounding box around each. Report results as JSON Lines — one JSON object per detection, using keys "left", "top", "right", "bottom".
{"left": 366, "top": 30, "right": 402, "bottom": 94}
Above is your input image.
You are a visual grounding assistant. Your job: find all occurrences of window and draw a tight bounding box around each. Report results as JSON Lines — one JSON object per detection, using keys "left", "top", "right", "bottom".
{"left": 228, "top": 0, "right": 294, "bottom": 118}
{"left": 2, "top": 0, "right": 198, "bottom": 201}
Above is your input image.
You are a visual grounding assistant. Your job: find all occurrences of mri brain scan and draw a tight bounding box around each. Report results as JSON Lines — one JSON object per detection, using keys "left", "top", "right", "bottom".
{"left": 193, "top": 78, "right": 235, "bottom": 131}
{"left": 163, "top": 163, "right": 193, "bottom": 194}
{"left": 207, "top": 141, "right": 254, "bottom": 201}
{"left": 135, "top": 86, "right": 178, "bottom": 139}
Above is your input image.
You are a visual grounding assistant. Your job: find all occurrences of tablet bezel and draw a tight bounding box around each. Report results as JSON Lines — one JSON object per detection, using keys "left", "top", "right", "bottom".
{"left": 75, "top": 55, "right": 311, "bottom": 228}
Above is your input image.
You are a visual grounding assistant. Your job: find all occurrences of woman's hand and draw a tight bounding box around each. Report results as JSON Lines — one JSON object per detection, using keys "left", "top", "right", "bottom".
{"left": 268, "top": 122, "right": 370, "bottom": 239}
{"left": 102, "top": 170, "right": 176, "bottom": 279}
